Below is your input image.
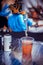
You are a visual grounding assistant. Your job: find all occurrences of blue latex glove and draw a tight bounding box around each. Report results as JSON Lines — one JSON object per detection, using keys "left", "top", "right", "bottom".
{"left": 0, "top": 4, "right": 10, "bottom": 16}
{"left": 2, "top": 4, "right": 9, "bottom": 11}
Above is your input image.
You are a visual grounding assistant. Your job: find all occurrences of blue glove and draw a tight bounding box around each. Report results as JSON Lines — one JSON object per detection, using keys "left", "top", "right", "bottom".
{"left": 0, "top": 4, "right": 10, "bottom": 16}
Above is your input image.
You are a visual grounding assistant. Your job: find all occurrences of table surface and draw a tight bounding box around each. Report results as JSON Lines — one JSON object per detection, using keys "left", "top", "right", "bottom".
{"left": 0, "top": 50, "right": 33, "bottom": 65}
{"left": 0, "top": 50, "right": 22, "bottom": 65}
{"left": 0, "top": 41, "right": 43, "bottom": 65}
{"left": 0, "top": 32, "right": 43, "bottom": 65}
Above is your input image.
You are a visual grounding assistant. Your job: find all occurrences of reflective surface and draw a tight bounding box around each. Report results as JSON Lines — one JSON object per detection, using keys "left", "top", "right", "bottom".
{"left": 29, "top": 27, "right": 43, "bottom": 33}
{"left": 0, "top": 40, "right": 43, "bottom": 65}
{"left": 0, "top": 51, "right": 22, "bottom": 65}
